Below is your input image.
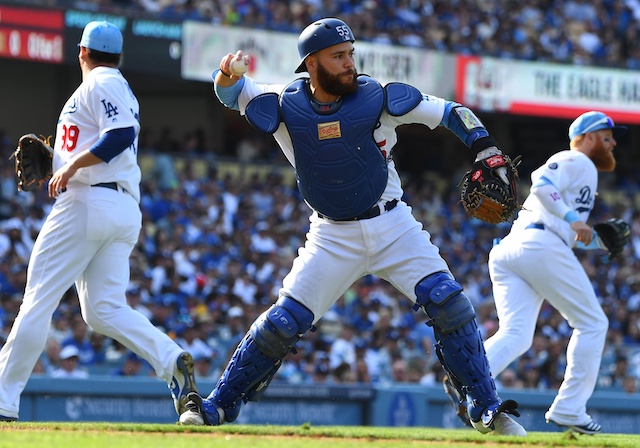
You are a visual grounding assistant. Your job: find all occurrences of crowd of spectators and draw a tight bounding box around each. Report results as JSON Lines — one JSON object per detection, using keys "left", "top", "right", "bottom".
{"left": 2, "top": 127, "right": 640, "bottom": 395}
{"left": 19, "top": 0, "right": 640, "bottom": 70}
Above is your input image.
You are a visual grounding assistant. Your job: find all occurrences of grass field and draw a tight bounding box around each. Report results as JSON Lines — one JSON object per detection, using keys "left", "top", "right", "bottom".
{"left": 2, "top": 422, "right": 640, "bottom": 448}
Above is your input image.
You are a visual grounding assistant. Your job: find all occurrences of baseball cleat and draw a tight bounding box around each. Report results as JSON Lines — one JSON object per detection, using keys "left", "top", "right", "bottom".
{"left": 179, "top": 392, "right": 224, "bottom": 426}
{"left": 546, "top": 418, "right": 601, "bottom": 435}
{"left": 0, "top": 415, "right": 17, "bottom": 422}
{"left": 442, "top": 374, "right": 472, "bottom": 427}
{"left": 470, "top": 400, "right": 526, "bottom": 436}
{"left": 170, "top": 352, "right": 198, "bottom": 415}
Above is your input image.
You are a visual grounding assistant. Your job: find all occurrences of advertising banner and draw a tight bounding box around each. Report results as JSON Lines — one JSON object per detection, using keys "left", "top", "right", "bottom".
{"left": 456, "top": 55, "right": 640, "bottom": 124}
{"left": 182, "top": 22, "right": 455, "bottom": 97}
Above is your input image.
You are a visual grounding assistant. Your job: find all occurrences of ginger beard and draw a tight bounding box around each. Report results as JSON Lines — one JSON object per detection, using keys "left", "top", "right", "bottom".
{"left": 591, "top": 134, "right": 616, "bottom": 172}
{"left": 316, "top": 61, "right": 358, "bottom": 97}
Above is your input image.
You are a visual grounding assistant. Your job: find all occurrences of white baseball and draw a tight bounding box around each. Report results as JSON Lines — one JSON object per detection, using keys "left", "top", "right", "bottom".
{"left": 230, "top": 59, "right": 247, "bottom": 76}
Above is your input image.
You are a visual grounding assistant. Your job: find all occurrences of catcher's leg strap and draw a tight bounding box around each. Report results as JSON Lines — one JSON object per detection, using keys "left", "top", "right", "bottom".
{"left": 209, "top": 296, "right": 314, "bottom": 420}
{"left": 414, "top": 272, "right": 500, "bottom": 422}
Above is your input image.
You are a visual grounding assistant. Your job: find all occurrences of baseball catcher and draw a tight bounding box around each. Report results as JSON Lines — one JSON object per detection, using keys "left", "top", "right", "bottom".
{"left": 10, "top": 133, "right": 54, "bottom": 192}
{"left": 594, "top": 218, "right": 631, "bottom": 260}
{"left": 460, "top": 151, "right": 521, "bottom": 224}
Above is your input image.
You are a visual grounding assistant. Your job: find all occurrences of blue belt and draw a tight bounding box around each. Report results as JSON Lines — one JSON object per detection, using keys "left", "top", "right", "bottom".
{"left": 525, "top": 223, "right": 545, "bottom": 230}
{"left": 318, "top": 199, "right": 398, "bottom": 221}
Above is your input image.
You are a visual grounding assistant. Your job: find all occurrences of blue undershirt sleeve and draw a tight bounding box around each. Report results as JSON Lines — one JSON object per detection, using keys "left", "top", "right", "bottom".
{"left": 212, "top": 69, "right": 245, "bottom": 111}
{"left": 89, "top": 127, "right": 136, "bottom": 163}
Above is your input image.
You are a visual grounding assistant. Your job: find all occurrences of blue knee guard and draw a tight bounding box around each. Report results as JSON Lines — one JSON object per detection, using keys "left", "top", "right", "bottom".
{"left": 414, "top": 272, "right": 500, "bottom": 422}
{"left": 209, "top": 296, "right": 314, "bottom": 421}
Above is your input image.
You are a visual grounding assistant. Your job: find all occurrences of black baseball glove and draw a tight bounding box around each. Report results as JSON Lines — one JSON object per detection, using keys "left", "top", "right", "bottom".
{"left": 10, "top": 133, "right": 54, "bottom": 192}
{"left": 594, "top": 218, "right": 631, "bottom": 260}
{"left": 460, "top": 153, "right": 521, "bottom": 224}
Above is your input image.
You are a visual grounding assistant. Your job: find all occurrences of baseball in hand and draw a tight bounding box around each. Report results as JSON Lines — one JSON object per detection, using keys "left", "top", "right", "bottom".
{"left": 230, "top": 59, "right": 247, "bottom": 76}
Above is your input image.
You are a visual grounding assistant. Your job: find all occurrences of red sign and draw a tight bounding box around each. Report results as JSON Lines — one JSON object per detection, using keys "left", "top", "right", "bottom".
{"left": 0, "top": 6, "right": 64, "bottom": 30}
{"left": 0, "top": 27, "right": 63, "bottom": 62}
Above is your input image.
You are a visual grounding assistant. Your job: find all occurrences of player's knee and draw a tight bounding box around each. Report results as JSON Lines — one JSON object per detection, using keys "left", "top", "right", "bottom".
{"left": 413, "top": 271, "right": 475, "bottom": 333}
{"left": 250, "top": 296, "right": 315, "bottom": 359}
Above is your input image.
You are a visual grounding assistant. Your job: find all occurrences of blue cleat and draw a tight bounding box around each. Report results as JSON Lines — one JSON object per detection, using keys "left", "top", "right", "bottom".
{"left": 170, "top": 352, "right": 198, "bottom": 416}
{"left": 0, "top": 415, "right": 17, "bottom": 422}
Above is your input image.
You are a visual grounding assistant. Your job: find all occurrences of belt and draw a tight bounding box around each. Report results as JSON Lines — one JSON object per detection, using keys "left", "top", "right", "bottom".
{"left": 525, "top": 223, "right": 545, "bottom": 230}
{"left": 318, "top": 199, "right": 399, "bottom": 221}
{"left": 92, "top": 182, "right": 119, "bottom": 191}
{"left": 59, "top": 182, "right": 124, "bottom": 194}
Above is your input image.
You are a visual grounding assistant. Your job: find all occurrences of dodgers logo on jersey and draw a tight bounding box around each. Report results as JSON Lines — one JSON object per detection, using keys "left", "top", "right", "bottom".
{"left": 62, "top": 98, "right": 78, "bottom": 115}
{"left": 101, "top": 99, "right": 119, "bottom": 121}
{"left": 575, "top": 186, "right": 594, "bottom": 213}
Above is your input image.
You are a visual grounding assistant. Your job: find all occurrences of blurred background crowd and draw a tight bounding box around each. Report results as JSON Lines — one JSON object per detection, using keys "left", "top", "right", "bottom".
{"left": 2, "top": 0, "right": 640, "bottom": 395}
{"left": 27, "top": 0, "right": 640, "bottom": 70}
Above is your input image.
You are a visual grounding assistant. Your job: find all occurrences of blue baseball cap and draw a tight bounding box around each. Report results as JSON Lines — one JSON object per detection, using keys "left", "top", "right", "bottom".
{"left": 78, "top": 21, "right": 122, "bottom": 54}
{"left": 568, "top": 111, "right": 627, "bottom": 140}
{"left": 295, "top": 18, "right": 355, "bottom": 73}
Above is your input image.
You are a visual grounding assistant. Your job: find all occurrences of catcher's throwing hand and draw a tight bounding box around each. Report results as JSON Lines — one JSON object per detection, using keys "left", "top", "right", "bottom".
{"left": 10, "top": 134, "right": 54, "bottom": 192}
{"left": 460, "top": 148, "right": 521, "bottom": 224}
{"left": 594, "top": 218, "right": 631, "bottom": 260}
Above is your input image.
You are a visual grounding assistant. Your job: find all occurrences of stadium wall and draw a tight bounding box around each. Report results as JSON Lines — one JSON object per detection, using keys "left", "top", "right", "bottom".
{"left": 21, "top": 377, "right": 640, "bottom": 434}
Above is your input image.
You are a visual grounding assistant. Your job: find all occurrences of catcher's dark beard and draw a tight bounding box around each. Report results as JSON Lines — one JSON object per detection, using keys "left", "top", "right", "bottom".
{"left": 316, "top": 63, "right": 358, "bottom": 97}
{"left": 591, "top": 141, "right": 616, "bottom": 172}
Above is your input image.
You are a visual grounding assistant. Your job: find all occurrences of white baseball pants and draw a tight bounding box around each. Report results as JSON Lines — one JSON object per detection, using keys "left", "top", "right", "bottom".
{"left": 485, "top": 227, "right": 608, "bottom": 424}
{"left": 0, "top": 185, "right": 183, "bottom": 419}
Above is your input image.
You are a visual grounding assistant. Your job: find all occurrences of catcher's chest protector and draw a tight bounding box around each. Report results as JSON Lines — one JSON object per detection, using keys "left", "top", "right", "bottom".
{"left": 280, "top": 77, "right": 387, "bottom": 220}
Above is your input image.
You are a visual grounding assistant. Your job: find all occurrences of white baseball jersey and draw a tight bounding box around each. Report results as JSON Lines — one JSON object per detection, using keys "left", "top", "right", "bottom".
{"left": 230, "top": 77, "right": 452, "bottom": 321}
{"left": 484, "top": 149, "right": 608, "bottom": 426}
{"left": 0, "top": 66, "right": 183, "bottom": 420}
{"left": 510, "top": 150, "right": 598, "bottom": 245}
{"left": 54, "top": 66, "right": 141, "bottom": 202}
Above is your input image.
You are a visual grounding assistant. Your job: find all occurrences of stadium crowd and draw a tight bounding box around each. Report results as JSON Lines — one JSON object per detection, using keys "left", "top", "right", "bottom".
{"left": 1, "top": 126, "right": 640, "bottom": 394}
{"left": 18, "top": 0, "right": 640, "bottom": 70}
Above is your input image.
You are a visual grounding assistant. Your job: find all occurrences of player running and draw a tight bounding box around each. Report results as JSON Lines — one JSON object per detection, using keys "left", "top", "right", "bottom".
{"left": 0, "top": 21, "right": 197, "bottom": 422}
{"left": 481, "top": 111, "right": 628, "bottom": 435}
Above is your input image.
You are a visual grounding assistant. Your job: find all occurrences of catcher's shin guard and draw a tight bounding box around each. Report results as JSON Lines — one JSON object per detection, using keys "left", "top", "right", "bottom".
{"left": 208, "top": 296, "right": 314, "bottom": 420}
{"left": 414, "top": 272, "right": 500, "bottom": 422}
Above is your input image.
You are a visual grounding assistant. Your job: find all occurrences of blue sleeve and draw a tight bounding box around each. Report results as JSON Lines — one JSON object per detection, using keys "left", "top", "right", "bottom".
{"left": 212, "top": 69, "right": 245, "bottom": 111}
{"left": 439, "top": 100, "right": 497, "bottom": 151}
{"left": 89, "top": 127, "right": 136, "bottom": 163}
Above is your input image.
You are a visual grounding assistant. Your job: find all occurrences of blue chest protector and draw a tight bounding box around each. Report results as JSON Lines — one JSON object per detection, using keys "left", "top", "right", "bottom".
{"left": 281, "top": 77, "right": 386, "bottom": 219}
{"left": 245, "top": 76, "right": 422, "bottom": 220}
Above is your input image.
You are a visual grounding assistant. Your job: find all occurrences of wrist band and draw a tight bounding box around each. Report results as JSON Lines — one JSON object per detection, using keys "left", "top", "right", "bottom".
{"left": 219, "top": 69, "right": 232, "bottom": 78}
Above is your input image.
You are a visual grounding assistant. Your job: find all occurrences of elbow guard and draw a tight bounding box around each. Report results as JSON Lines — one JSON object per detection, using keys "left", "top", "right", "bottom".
{"left": 442, "top": 102, "right": 497, "bottom": 152}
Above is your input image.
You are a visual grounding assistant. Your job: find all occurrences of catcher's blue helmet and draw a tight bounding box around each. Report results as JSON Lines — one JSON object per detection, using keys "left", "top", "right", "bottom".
{"left": 294, "top": 18, "right": 355, "bottom": 73}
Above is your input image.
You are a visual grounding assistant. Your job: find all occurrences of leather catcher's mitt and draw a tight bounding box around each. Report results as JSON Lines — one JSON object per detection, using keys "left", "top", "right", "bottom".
{"left": 594, "top": 218, "right": 630, "bottom": 260}
{"left": 460, "top": 154, "right": 520, "bottom": 224}
{"left": 10, "top": 133, "right": 54, "bottom": 192}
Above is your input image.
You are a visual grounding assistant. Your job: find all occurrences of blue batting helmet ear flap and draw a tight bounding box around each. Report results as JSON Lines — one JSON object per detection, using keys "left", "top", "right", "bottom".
{"left": 294, "top": 18, "right": 355, "bottom": 73}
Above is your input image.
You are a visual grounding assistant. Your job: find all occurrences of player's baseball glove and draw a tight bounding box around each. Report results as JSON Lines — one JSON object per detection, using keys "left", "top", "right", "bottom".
{"left": 9, "top": 133, "right": 54, "bottom": 192}
{"left": 594, "top": 218, "right": 631, "bottom": 260}
{"left": 460, "top": 153, "right": 521, "bottom": 224}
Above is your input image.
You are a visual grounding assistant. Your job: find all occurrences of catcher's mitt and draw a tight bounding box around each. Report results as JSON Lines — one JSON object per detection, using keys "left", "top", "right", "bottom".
{"left": 594, "top": 218, "right": 630, "bottom": 260}
{"left": 460, "top": 153, "right": 521, "bottom": 224}
{"left": 9, "top": 133, "right": 54, "bottom": 192}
